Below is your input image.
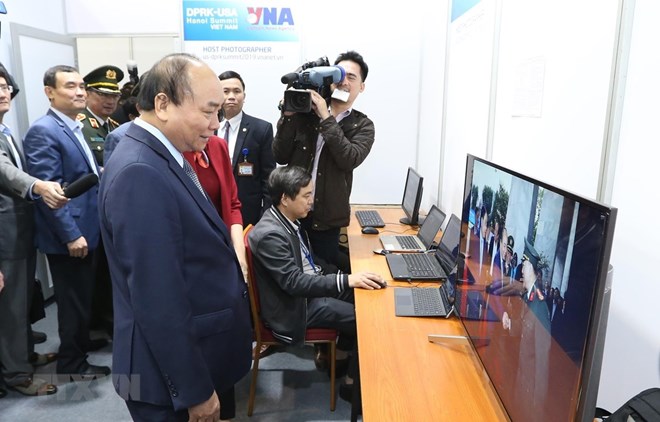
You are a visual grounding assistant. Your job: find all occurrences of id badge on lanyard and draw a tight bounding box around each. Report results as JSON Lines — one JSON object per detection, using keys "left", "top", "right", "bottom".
{"left": 238, "top": 147, "right": 254, "bottom": 176}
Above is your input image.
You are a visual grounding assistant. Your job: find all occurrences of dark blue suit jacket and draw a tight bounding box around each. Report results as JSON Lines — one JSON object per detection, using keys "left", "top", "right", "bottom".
{"left": 24, "top": 109, "right": 101, "bottom": 255}
{"left": 231, "top": 113, "right": 275, "bottom": 226}
{"left": 98, "top": 123, "right": 252, "bottom": 410}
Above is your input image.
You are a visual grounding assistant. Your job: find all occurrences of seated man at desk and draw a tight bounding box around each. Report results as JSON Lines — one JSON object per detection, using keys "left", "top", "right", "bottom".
{"left": 248, "top": 166, "right": 384, "bottom": 396}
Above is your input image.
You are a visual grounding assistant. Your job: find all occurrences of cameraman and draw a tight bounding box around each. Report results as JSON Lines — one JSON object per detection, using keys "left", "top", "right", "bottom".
{"left": 273, "top": 50, "right": 374, "bottom": 271}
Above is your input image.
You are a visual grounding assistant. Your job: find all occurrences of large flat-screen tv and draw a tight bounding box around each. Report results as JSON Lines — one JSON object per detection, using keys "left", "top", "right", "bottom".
{"left": 456, "top": 154, "right": 617, "bottom": 422}
{"left": 400, "top": 167, "right": 424, "bottom": 226}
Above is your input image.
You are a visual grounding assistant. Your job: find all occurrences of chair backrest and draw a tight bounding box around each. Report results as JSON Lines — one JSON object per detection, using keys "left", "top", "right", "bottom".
{"left": 243, "top": 224, "right": 265, "bottom": 341}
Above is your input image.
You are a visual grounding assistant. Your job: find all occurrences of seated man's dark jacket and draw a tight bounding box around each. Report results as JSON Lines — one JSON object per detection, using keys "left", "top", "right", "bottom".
{"left": 248, "top": 206, "right": 349, "bottom": 346}
{"left": 272, "top": 110, "right": 375, "bottom": 230}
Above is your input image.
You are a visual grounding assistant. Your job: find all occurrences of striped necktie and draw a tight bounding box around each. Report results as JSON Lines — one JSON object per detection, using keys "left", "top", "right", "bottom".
{"left": 223, "top": 120, "right": 230, "bottom": 144}
{"left": 183, "top": 158, "right": 206, "bottom": 197}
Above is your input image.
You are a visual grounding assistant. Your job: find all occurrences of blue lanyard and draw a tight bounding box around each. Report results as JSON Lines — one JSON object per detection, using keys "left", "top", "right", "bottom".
{"left": 297, "top": 229, "right": 317, "bottom": 272}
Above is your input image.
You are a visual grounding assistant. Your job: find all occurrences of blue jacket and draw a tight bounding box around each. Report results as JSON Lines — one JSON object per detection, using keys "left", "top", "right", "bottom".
{"left": 24, "top": 110, "right": 101, "bottom": 255}
{"left": 99, "top": 123, "right": 252, "bottom": 410}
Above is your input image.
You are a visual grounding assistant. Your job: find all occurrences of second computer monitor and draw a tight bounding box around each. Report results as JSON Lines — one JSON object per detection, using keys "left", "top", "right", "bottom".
{"left": 400, "top": 167, "right": 424, "bottom": 226}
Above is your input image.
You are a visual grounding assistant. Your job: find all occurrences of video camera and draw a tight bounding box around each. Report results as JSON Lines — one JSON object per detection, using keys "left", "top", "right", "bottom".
{"left": 280, "top": 56, "right": 346, "bottom": 113}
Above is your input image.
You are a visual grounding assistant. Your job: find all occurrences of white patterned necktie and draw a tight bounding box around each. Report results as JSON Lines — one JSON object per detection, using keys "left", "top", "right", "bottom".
{"left": 183, "top": 158, "right": 206, "bottom": 197}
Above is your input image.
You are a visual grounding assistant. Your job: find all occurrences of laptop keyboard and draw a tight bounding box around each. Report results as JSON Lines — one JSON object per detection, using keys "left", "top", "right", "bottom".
{"left": 355, "top": 210, "right": 386, "bottom": 228}
{"left": 395, "top": 235, "right": 420, "bottom": 250}
{"left": 402, "top": 253, "right": 437, "bottom": 278}
{"left": 411, "top": 288, "right": 447, "bottom": 315}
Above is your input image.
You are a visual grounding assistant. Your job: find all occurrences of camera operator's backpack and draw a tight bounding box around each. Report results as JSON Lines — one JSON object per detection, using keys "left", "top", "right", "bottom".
{"left": 596, "top": 388, "right": 660, "bottom": 422}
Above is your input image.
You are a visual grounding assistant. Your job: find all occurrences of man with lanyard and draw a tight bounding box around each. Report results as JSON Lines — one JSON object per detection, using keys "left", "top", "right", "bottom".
{"left": 248, "top": 166, "right": 384, "bottom": 399}
{"left": 218, "top": 70, "right": 276, "bottom": 227}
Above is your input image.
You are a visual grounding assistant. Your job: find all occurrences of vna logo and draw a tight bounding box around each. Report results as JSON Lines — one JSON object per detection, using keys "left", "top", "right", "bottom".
{"left": 246, "top": 7, "right": 294, "bottom": 26}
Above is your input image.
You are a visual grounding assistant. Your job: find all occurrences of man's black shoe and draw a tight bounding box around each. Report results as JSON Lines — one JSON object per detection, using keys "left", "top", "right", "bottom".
{"left": 339, "top": 382, "right": 353, "bottom": 403}
{"left": 31, "top": 330, "right": 47, "bottom": 344}
{"left": 87, "top": 338, "right": 110, "bottom": 352}
{"left": 61, "top": 364, "right": 111, "bottom": 383}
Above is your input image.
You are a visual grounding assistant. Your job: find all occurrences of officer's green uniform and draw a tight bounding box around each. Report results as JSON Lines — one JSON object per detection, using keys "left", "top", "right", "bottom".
{"left": 77, "top": 65, "right": 124, "bottom": 166}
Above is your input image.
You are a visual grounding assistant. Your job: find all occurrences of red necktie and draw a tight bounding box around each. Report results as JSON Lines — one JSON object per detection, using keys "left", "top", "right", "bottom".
{"left": 194, "top": 151, "right": 209, "bottom": 169}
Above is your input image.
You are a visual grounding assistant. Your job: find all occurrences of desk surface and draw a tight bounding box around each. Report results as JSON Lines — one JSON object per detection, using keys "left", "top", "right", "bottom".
{"left": 349, "top": 205, "right": 509, "bottom": 421}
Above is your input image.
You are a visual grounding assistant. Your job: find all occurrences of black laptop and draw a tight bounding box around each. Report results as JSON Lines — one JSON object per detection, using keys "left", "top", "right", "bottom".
{"left": 394, "top": 277, "right": 456, "bottom": 317}
{"left": 385, "top": 213, "right": 461, "bottom": 281}
{"left": 392, "top": 214, "right": 462, "bottom": 317}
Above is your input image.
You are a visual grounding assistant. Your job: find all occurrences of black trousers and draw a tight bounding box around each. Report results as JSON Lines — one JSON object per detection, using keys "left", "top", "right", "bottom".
{"left": 91, "top": 241, "right": 113, "bottom": 336}
{"left": 47, "top": 252, "right": 95, "bottom": 374}
{"left": 307, "top": 288, "right": 356, "bottom": 351}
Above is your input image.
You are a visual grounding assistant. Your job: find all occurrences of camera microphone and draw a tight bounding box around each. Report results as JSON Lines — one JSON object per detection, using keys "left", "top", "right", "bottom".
{"left": 63, "top": 173, "right": 99, "bottom": 198}
{"left": 281, "top": 72, "right": 299, "bottom": 85}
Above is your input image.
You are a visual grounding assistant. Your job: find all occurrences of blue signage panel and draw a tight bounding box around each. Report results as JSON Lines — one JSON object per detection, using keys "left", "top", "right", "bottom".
{"left": 183, "top": 1, "right": 299, "bottom": 41}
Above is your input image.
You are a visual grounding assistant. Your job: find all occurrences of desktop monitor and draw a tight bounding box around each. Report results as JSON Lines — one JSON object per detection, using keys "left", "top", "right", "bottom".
{"left": 400, "top": 167, "right": 424, "bottom": 225}
{"left": 456, "top": 154, "right": 617, "bottom": 422}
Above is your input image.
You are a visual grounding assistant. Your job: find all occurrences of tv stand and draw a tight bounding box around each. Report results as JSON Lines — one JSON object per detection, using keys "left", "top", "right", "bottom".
{"left": 428, "top": 334, "right": 490, "bottom": 348}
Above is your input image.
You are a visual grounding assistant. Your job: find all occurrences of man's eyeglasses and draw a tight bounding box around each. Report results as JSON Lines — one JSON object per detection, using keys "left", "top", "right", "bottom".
{"left": 0, "top": 84, "right": 14, "bottom": 94}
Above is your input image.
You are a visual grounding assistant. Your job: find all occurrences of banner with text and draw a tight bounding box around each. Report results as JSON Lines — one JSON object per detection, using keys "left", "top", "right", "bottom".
{"left": 182, "top": 0, "right": 302, "bottom": 126}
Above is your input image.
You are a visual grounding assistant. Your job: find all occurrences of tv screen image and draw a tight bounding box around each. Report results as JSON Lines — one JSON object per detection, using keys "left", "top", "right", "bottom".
{"left": 456, "top": 155, "right": 616, "bottom": 422}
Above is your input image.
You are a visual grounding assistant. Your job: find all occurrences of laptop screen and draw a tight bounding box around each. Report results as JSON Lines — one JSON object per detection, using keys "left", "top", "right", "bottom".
{"left": 417, "top": 205, "right": 446, "bottom": 248}
{"left": 435, "top": 214, "right": 461, "bottom": 273}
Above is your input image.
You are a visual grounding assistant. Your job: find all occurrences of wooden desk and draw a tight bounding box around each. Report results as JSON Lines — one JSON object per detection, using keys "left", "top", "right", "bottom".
{"left": 349, "top": 205, "right": 509, "bottom": 421}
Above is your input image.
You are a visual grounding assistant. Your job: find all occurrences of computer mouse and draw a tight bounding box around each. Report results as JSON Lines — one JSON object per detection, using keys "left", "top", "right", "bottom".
{"left": 361, "top": 226, "right": 379, "bottom": 235}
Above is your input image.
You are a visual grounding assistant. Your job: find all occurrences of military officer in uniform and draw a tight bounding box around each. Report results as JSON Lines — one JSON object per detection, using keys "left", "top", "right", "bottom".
{"left": 78, "top": 65, "right": 124, "bottom": 167}
{"left": 79, "top": 66, "right": 123, "bottom": 341}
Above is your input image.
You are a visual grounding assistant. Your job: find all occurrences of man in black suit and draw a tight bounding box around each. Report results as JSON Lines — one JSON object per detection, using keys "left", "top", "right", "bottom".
{"left": 218, "top": 70, "right": 276, "bottom": 227}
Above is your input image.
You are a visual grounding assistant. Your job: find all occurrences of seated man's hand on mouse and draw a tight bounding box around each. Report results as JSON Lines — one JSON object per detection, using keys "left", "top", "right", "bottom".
{"left": 348, "top": 272, "right": 387, "bottom": 289}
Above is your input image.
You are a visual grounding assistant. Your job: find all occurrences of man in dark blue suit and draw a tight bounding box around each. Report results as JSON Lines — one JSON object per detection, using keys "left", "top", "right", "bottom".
{"left": 24, "top": 65, "right": 110, "bottom": 381}
{"left": 218, "top": 70, "right": 276, "bottom": 227}
{"left": 99, "top": 53, "right": 252, "bottom": 421}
